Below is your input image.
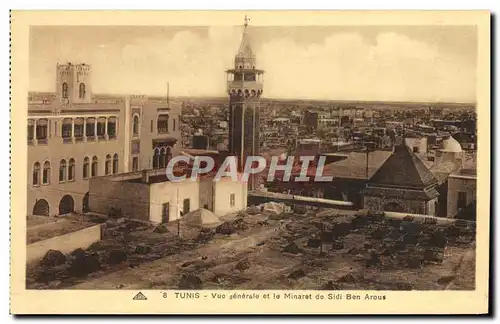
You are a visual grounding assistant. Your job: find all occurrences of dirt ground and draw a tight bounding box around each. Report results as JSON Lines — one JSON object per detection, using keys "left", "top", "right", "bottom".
{"left": 55, "top": 208, "right": 476, "bottom": 291}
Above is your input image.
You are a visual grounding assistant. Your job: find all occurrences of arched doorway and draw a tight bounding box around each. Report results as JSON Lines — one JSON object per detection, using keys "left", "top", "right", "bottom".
{"left": 33, "top": 199, "right": 49, "bottom": 216}
{"left": 82, "top": 192, "right": 90, "bottom": 213}
{"left": 383, "top": 201, "right": 405, "bottom": 213}
{"left": 59, "top": 195, "right": 75, "bottom": 215}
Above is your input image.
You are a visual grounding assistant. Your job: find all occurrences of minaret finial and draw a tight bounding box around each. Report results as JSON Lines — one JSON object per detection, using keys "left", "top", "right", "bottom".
{"left": 244, "top": 15, "right": 249, "bottom": 27}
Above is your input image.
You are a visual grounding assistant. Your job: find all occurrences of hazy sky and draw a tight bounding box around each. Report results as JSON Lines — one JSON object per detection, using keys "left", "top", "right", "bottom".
{"left": 29, "top": 25, "right": 477, "bottom": 102}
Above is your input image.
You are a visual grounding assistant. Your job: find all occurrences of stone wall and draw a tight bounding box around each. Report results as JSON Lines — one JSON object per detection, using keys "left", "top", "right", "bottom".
{"left": 27, "top": 224, "right": 102, "bottom": 264}
{"left": 363, "top": 195, "right": 432, "bottom": 215}
{"left": 89, "top": 177, "right": 150, "bottom": 221}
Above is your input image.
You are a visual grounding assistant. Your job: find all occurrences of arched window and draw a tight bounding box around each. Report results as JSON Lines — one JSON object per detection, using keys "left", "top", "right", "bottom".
{"left": 105, "top": 154, "right": 112, "bottom": 175}
{"left": 62, "top": 82, "right": 68, "bottom": 98}
{"left": 133, "top": 115, "right": 140, "bottom": 137}
{"left": 79, "top": 83, "right": 86, "bottom": 99}
{"left": 107, "top": 117, "right": 117, "bottom": 139}
{"left": 68, "top": 158, "right": 75, "bottom": 181}
{"left": 91, "top": 156, "right": 98, "bottom": 177}
{"left": 86, "top": 117, "right": 96, "bottom": 139}
{"left": 36, "top": 119, "right": 48, "bottom": 143}
{"left": 59, "top": 159, "right": 67, "bottom": 182}
{"left": 113, "top": 153, "right": 119, "bottom": 174}
{"left": 83, "top": 157, "right": 90, "bottom": 179}
{"left": 166, "top": 146, "right": 173, "bottom": 164}
{"left": 42, "top": 161, "right": 51, "bottom": 185}
{"left": 62, "top": 118, "right": 72, "bottom": 142}
{"left": 74, "top": 118, "right": 84, "bottom": 140}
{"left": 97, "top": 117, "right": 106, "bottom": 139}
{"left": 159, "top": 147, "right": 166, "bottom": 168}
{"left": 108, "top": 117, "right": 117, "bottom": 138}
{"left": 152, "top": 148, "right": 160, "bottom": 169}
{"left": 27, "top": 119, "right": 34, "bottom": 144}
{"left": 33, "top": 162, "right": 40, "bottom": 186}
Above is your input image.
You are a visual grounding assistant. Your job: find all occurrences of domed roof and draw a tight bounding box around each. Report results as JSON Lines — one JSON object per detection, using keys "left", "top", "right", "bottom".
{"left": 441, "top": 135, "right": 462, "bottom": 153}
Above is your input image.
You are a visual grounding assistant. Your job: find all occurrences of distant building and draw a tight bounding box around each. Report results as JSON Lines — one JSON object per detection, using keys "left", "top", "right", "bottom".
{"left": 28, "top": 63, "right": 182, "bottom": 217}
{"left": 405, "top": 137, "right": 428, "bottom": 154}
{"left": 296, "top": 138, "right": 322, "bottom": 157}
{"left": 303, "top": 110, "right": 319, "bottom": 131}
{"left": 452, "top": 132, "right": 477, "bottom": 151}
{"left": 192, "top": 134, "right": 210, "bottom": 150}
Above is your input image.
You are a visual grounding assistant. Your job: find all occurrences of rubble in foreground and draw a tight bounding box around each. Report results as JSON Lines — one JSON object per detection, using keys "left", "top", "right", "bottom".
{"left": 53, "top": 205, "right": 475, "bottom": 291}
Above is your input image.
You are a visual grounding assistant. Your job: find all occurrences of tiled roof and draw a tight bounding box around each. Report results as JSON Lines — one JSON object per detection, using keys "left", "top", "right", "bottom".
{"left": 321, "top": 150, "right": 393, "bottom": 179}
{"left": 368, "top": 144, "right": 438, "bottom": 189}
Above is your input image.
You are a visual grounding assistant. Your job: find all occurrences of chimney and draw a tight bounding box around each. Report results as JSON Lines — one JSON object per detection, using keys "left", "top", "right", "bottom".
{"left": 142, "top": 170, "right": 150, "bottom": 183}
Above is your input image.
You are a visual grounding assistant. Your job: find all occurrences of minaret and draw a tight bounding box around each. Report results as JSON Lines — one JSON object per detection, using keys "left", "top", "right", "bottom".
{"left": 226, "top": 16, "right": 264, "bottom": 190}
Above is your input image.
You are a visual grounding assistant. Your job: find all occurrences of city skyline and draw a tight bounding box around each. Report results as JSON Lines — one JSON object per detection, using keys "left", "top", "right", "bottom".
{"left": 29, "top": 25, "right": 477, "bottom": 103}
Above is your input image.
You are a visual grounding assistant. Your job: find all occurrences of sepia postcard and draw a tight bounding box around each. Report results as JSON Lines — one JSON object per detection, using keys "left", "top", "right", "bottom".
{"left": 10, "top": 10, "right": 490, "bottom": 315}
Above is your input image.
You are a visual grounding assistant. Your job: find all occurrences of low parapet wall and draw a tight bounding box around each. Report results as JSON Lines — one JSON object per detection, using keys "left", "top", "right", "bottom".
{"left": 26, "top": 224, "right": 102, "bottom": 264}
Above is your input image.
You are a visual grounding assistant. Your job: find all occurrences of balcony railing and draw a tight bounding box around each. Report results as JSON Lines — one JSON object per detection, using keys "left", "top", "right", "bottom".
{"left": 62, "top": 137, "right": 73, "bottom": 144}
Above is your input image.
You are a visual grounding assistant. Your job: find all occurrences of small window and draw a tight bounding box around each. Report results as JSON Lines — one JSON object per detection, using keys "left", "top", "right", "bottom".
{"left": 33, "top": 162, "right": 40, "bottom": 186}
{"left": 68, "top": 158, "right": 75, "bottom": 181}
{"left": 62, "top": 82, "right": 68, "bottom": 98}
{"left": 42, "top": 161, "right": 51, "bottom": 185}
{"left": 183, "top": 198, "right": 190, "bottom": 215}
{"left": 150, "top": 120, "right": 153, "bottom": 133}
{"left": 105, "top": 154, "right": 112, "bottom": 175}
{"left": 113, "top": 153, "right": 119, "bottom": 174}
{"left": 166, "top": 146, "right": 172, "bottom": 164}
{"left": 91, "top": 156, "right": 98, "bottom": 177}
{"left": 230, "top": 193, "right": 236, "bottom": 207}
{"left": 83, "top": 157, "right": 90, "bottom": 179}
{"left": 59, "top": 159, "right": 67, "bottom": 182}
{"left": 133, "top": 115, "right": 140, "bottom": 137}
{"left": 152, "top": 148, "right": 160, "bottom": 169}
{"left": 173, "top": 118, "right": 176, "bottom": 132}
{"left": 79, "top": 83, "right": 86, "bottom": 99}
{"left": 458, "top": 191, "right": 467, "bottom": 210}
{"left": 413, "top": 146, "right": 420, "bottom": 153}
{"left": 132, "top": 156, "right": 139, "bottom": 172}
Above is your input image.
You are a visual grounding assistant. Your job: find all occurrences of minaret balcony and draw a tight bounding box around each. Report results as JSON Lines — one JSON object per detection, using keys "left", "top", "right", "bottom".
{"left": 227, "top": 80, "right": 263, "bottom": 93}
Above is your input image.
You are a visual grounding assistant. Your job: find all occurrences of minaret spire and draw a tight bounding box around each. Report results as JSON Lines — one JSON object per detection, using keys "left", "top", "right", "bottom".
{"left": 237, "top": 15, "right": 254, "bottom": 60}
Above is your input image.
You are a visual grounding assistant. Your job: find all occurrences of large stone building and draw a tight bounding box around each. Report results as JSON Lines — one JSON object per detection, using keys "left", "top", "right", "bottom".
{"left": 28, "top": 63, "right": 182, "bottom": 217}
{"left": 226, "top": 17, "right": 264, "bottom": 190}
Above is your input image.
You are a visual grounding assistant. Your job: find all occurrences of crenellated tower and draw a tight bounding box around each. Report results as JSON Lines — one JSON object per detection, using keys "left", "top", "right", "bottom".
{"left": 56, "top": 62, "right": 92, "bottom": 104}
{"left": 226, "top": 16, "right": 264, "bottom": 190}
